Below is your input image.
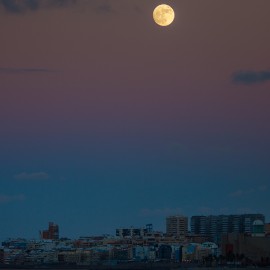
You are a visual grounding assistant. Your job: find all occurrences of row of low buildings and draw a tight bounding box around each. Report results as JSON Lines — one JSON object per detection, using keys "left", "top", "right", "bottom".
{"left": 1, "top": 234, "right": 269, "bottom": 266}
{"left": 0, "top": 237, "right": 218, "bottom": 266}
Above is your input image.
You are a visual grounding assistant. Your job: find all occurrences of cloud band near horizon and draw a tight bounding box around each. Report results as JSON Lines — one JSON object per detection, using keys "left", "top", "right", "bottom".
{"left": 232, "top": 70, "right": 270, "bottom": 85}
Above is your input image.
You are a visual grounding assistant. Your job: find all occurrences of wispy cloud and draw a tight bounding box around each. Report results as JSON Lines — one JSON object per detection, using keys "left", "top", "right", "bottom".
{"left": 0, "top": 194, "right": 25, "bottom": 204}
{"left": 0, "top": 67, "right": 55, "bottom": 74}
{"left": 235, "top": 207, "right": 254, "bottom": 214}
{"left": 232, "top": 70, "right": 270, "bottom": 85}
{"left": 229, "top": 185, "right": 268, "bottom": 198}
{"left": 0, "top": 0, "right": 77, "bottom": 14}
{"left": 229, "top": 189, "right": 253, "bottom": 198}
{"left": 140, "top": 207, "right": 184, "bottom": 217}
{"left": 14, "top": 172, "right": 50, "bottom": 181}
{"left": 257, "top": 185, "right": 268, "bottom": 192}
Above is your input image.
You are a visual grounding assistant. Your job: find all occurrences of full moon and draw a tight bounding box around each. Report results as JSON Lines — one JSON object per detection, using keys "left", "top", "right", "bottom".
{"left": 153, "top": 4, "right": 175, "bottom": 27}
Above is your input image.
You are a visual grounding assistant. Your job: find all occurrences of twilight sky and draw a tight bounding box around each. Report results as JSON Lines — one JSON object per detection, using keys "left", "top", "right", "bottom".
{"left": 0, "top": 0, "right": 270, "bottom": 239}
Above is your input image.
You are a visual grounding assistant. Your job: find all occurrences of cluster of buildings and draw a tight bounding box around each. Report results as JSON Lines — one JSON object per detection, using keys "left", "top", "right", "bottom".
{"left": 0, "top": 214, "right": 270, "bottom": 267}
{"left": 191, "top": 214, "right": 266, "bottom": 242}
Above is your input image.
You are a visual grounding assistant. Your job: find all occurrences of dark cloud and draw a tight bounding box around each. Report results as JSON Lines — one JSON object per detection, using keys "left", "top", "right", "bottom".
{"left": 0, "top": 0, "right": 76, "bottom": 14}
{"left": 96, "top": 3, "right": 113, "bottom": 13}
{"left": 48, "top": 0, "right": 77, "bottom": 8}
{"left": 232, "top": 70, "right": 270, "bottom": 85}
{"left": 0, "top": 0, "right": 118, "bottom": 14}
{"left": 0, "top": 0, "right": 37, "bottom": 13}
{"left": 0, "top": 67, "right": 55, "bottom": 74}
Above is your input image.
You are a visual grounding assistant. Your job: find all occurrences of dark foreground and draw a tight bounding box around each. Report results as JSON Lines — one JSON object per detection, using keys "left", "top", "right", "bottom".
{"left": 1, "top": 263, "right": 270, "bottom": 270}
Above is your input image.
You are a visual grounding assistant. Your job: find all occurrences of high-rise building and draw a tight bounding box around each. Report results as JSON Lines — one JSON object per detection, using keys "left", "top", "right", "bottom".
{"left": 209, "top": 215, "right": 218, "bottom": 240}
{"left": 191, "top": 215, "right": 207, "bottom": 236}
{"left": 166, "top": 215, "right": 188, "bottom": 237}
{"left": 40, "top": 222, "right": 59, "bottom": 240}
{"left": 191, "top": 214, "right": 265, "bottom": 243}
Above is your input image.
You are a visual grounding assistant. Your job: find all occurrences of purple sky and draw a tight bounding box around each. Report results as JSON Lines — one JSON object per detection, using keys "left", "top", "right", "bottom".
{"left": 0, "top": 0, "right": 270, "bottom": 239}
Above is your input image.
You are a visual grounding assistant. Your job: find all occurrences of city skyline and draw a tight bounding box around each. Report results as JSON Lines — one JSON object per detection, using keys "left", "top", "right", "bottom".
{"left": 1, "top": 212, "right": 268, "bottom": 241}
{"left": 0, "top": 0, "right": 270, "bottom": 239}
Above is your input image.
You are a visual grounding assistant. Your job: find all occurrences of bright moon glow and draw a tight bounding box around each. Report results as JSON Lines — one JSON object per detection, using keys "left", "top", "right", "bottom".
{"left": 153, "top": 4, "right": 175, "bottom": 27}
